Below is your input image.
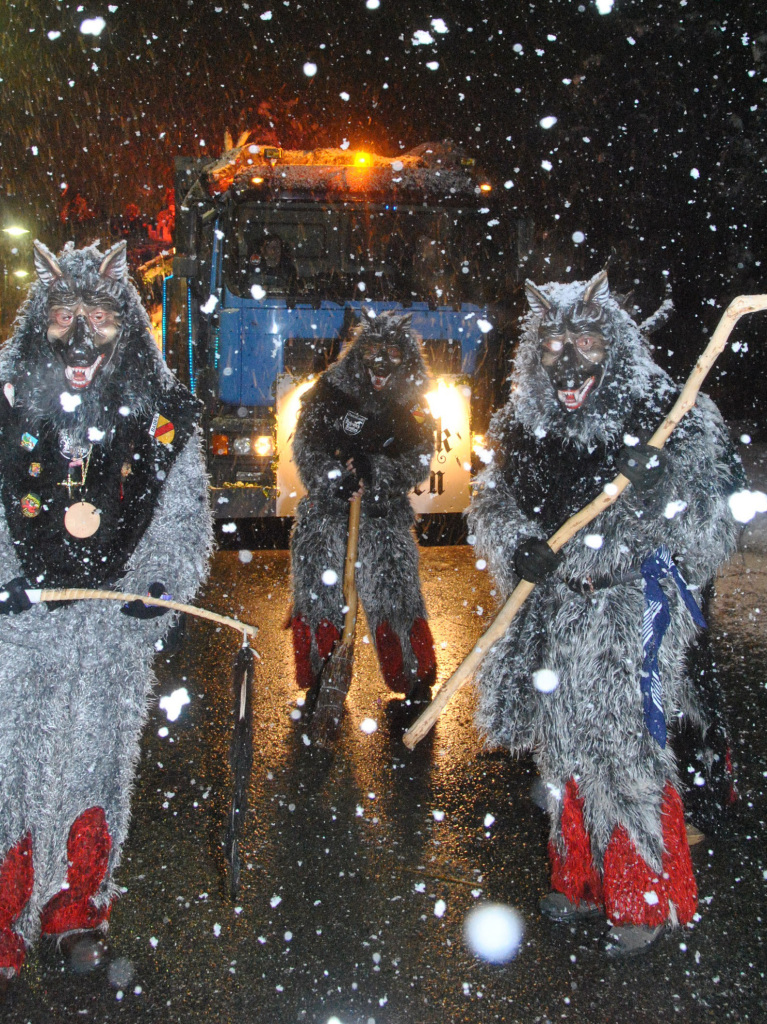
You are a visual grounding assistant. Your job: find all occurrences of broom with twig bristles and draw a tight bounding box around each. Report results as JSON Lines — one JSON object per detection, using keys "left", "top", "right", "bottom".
{"left": 308, "top": 489, "right": 363, "bottom": 749}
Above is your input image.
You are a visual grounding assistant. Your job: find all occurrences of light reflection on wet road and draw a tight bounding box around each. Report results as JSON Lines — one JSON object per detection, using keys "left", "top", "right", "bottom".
{"left": 7, "top": 546, "right": 767, "bottom": 1023}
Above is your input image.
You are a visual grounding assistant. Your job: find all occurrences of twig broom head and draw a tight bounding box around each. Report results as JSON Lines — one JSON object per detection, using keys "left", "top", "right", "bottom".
{"left": 308, "top": 641, "right": 355, "bottom": 749}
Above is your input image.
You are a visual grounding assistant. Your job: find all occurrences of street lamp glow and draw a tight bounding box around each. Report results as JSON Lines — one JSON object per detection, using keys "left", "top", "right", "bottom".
{"left": 3, "top": 226, "right": 29, "bottom": 238}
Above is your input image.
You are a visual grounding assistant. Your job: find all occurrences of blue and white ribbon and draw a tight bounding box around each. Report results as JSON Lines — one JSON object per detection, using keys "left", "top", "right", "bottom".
{"left": 640, "top": 545, "right": 706, "bottom": 748}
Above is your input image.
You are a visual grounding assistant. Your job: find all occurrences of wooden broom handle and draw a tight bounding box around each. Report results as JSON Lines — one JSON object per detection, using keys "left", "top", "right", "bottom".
{"left": 37, "top": 588, "right": 260, "bottom": 645}
{"left": 403, "top": 293, "right": 767, "bottom": 750}
{"left": 340, "top": 490, "right": 363, "bottom": 645}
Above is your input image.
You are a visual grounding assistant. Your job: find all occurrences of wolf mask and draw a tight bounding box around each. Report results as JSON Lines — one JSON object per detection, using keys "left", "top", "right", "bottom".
{"left": 35, "top": 239, "right": 126, "bottom": 393}
{"left": 5, "top": 240, "right": 172, "bottom": 445}
{"left": 511, "top": 269, "right": 673, "bottom": 450}
{"left": 327, "top": 312, "right": 430, "bottom": 411}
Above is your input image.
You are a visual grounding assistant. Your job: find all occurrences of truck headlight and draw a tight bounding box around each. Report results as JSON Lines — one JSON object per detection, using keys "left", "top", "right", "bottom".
{"left": 232, "top": 436, "right": 252, "bottom": 456}
{"left": 253, "top": 435, "right": 274, "bottom": 458}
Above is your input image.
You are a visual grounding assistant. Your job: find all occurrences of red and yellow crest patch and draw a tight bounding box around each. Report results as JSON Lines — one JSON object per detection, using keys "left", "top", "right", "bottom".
{"left": 150, "top": 412, "right": 175, "bottom": 445}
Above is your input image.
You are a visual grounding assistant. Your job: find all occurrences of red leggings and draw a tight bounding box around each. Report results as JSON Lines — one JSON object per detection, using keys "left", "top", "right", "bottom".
{"left": 548, "top": 778, "right": 697, "bottom": 926}
{"left": 0, "top": 807, "right": 113, "bottom": 975}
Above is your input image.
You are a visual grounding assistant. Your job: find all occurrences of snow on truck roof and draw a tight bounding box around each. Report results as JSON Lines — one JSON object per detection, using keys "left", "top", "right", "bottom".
{"left": 200, "top": 140, "right": 491, "bottom": 201}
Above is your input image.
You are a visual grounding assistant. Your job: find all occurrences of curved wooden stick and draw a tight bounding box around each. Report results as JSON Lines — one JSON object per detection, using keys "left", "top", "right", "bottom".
{"left": 403, "top": 293, "right": 767, "bottom": 750}
{"left": 34, "top": 587, "right": 260, "bottom": 646}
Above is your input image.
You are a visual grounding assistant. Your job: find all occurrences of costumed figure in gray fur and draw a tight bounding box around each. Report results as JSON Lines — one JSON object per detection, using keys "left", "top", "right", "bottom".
{"left": 290, "top": 311, "right": 437, "bottom": 707}
{"left": 0, "top": 240, "right": 213, "bottom": 988}
{"left": 468, "top": 269, "right": 743, "bottom": 956}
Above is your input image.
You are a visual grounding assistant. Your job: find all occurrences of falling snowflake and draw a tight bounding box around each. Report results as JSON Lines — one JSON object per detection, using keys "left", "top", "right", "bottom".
{"left": 60, "top": 393, "right": 81, "bottom": 412}
{"left": 80, "top": 16, "right": 106, "bottom": 35}
{"left": 533, "top": 669, "right": 559, "bottom": 693}
{"left": 464, "top": 903, "right": 524, "bottom": 963}
{"left": 159, "top": 688, "right": 190, "bottom": 722}
{"left": 663, "top": 500, "right": 688, "bottom": 520}
{"left": 729, "top": 489, "right": 767, "bottom": 523}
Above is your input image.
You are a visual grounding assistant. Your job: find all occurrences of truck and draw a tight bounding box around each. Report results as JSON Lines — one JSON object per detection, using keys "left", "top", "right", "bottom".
{"left": 161, "top": 138, "right": 512, "bottom": 520}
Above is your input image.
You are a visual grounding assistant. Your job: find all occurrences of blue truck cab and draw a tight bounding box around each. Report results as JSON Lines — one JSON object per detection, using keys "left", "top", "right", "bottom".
{"left": 164, "top": 141, "right": 510, "bottom": 518}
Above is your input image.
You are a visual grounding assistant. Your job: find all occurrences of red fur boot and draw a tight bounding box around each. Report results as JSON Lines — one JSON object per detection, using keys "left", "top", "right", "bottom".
{"left": 547, "top": 778, "right": 604, "bottom": 912}
{"left": 0, "top": 832, "right": 34, "bottom": 977}
{"left": 375, "top": 621, "right": 409, "bottom": 692}
{"left": 603, "top": 783, "right": 697, "bottom": 928}
{"left": 376, "top": 618, "right": 437, "bottom": 696}
{"left": 40, "top": 807, "right": 113, "bottom": 937}
{"left": 408, "top": 617, "right": 437, "bottom": 698}
{"left": 290, "top": 615, "right": 339, "bottom": 689}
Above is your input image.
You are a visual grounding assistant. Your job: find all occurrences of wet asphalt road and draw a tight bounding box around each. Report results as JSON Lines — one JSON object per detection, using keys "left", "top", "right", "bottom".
{"left": 5, "top": 449, "right": 767, "bottom": 1024}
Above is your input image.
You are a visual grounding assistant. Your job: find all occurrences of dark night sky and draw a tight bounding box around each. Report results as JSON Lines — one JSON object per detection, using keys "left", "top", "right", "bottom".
{"left": 0, "top": 0, "right": 765, "bottom": 417}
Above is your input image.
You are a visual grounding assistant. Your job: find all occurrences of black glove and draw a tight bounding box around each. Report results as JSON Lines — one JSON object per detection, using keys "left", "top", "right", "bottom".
{"left": 348, "top": 453, "right": 371, "bottom": 484}
{"left": 121, "top": 582, "right": 171, "bottom": 620}
{"left": 0, "top": 577, "right": 33, "bottom": 615}
{"left": 513, "top": 538, "right": 562, "bottom": 584}
{"left": 616, "top": 443, "right": 667, "bottom": 492}
{"left": 331, "top": 467, "right": 361, "bottom": 501}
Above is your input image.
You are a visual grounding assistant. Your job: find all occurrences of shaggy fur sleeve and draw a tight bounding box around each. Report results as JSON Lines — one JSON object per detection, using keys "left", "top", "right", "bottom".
{"left": 634, "top": 396, "right": 742, "bottom": 585}
{"left": 467, "top": 413, "right": 543, "bottom": 599}
{"left": 119, "top": 429, "right": 214, "bottom": 608}
{"left": 542, "top": 396, "right": 743, "bottom": 592}
{"left": 292, "top": 387, "right": 347, "bottom": 500}
{"left": 366, "top": 418, "right": 434, "bottom": 508}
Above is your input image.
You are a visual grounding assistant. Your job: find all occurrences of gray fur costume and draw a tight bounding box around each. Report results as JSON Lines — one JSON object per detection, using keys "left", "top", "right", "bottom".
{"left": 468, "top": 271, "right": 742, "bottom": 930}
{"left": 290, "top": 312, "right": 437, "bottom": 698}
{"left": 0, "top": 241, "right": 212, "bottom": 976}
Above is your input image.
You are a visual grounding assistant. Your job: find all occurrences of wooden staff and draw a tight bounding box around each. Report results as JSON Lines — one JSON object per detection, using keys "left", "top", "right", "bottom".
{"left": 309, "top": 489, "right": 363, "bottom": 748}
{"left": 403, "top": 293, "right": 767, "bottom": 750}
{"left": 29, "top": 587, "right": 260, "bottom": 645}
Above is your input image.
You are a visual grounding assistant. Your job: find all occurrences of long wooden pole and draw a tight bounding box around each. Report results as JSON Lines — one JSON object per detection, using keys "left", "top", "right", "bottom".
{"left": 30, "top": 587, "right": 260, "bottom": 645}
{"left": 341, "top": 490, "right": 362, "bottom": 644}
{"left": 403, "top": 293, "right": 767, "bottom": 750}
{"left": 308, "top": 489, "right": 363, "bottom": 748}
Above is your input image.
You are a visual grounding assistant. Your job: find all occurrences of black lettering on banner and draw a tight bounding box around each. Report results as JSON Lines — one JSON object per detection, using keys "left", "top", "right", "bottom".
{"left": 429, "top": 470, "right": 445, "bottom": 495}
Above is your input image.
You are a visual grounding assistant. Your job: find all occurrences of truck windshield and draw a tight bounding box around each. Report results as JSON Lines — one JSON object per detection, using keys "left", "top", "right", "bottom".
{"left": 226, "top": 202, "right": 501, "bottom": 306}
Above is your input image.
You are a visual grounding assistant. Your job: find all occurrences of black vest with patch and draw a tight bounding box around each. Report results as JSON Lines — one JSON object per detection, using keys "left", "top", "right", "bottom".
{"left": 0, "top": 382, "right": 200, "bottom": 588}
{"left": 304, "top": 377, "right": 432, "bottom": 461}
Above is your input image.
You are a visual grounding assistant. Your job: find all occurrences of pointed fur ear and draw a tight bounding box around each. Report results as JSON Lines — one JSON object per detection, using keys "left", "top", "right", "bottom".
{"left": 582, "top": 268, "right": 610, "bottom": 306}
{"left": 33, "top": 239, "right": 63, "bottom": 286}
{"left": 99, "top": 240, "right": 128, "bottom": 281}
{"left": 524, "top": 280, "right": 552, "bottom": 318}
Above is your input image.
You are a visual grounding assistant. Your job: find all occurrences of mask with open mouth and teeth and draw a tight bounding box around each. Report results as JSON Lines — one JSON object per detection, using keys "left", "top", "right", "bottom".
{"left": 526, "top": 271, "right": 611, "bottom": 413}
{"left": 36, "top": 240, "right": 126, "bottom": 394}
{"left": 361, "top": 337, "right": 403, "bottom": 392}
